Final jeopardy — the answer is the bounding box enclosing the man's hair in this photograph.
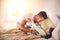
[37,11,48,19]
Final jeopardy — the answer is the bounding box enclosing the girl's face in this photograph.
[34,15,44,24]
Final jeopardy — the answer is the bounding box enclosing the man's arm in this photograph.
[19,18,31,33]
[19,18,38,34]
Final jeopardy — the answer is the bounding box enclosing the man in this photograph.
[33,11,55,39]
[19,11,55,39]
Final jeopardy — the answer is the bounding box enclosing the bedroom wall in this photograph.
[0,0,17,32]
[55,0,60,17]
[0,0,59,32]
[0,0,8,32]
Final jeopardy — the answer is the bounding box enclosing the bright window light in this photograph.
[7,0,26,21]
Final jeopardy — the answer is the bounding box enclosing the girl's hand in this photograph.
[31,29,38,35]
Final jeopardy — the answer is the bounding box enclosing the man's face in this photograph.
[34,15,44,24]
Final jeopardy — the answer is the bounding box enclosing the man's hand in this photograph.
[31,29,38,35]
[45,28,50,35]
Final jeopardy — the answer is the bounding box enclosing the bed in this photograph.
[0,28,55,40]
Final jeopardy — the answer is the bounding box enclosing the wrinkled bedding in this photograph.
[0,29,55,40]
[0,29,41,40]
